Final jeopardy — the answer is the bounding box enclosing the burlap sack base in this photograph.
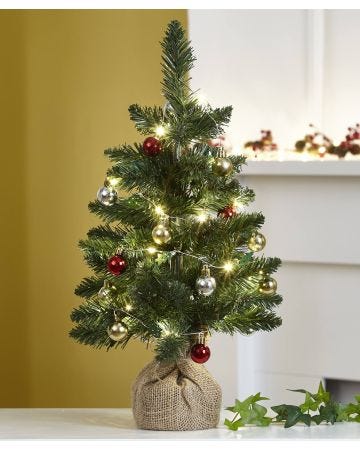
[132,358,222,431]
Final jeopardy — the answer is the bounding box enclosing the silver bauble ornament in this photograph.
[97,186,117,206]
[212,157,233,176]
[259,277,277,295]
[248,232,266,252]
[152,223,171,245]
[107,322,128,341]
[196,266,216,296]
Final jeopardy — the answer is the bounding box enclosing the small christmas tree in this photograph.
[70,21,282,429]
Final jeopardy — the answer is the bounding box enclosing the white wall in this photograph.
[189,10,360,405]
[189,10,310,152]
[189,9,360,149]
[323,10,360,141]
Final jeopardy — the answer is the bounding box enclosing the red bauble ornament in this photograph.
[107,255,127,276]
[191,343,211,364]
[218,205,237,219]
[143,137,162,156]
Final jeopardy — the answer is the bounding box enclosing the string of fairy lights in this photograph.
[92,93,278,363]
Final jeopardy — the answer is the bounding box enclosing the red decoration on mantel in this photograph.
[190,343,211,364]
[244,130,278,152]
[142,137,162,156]
[336,124,360,157]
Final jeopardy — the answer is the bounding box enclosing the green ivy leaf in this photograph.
[225,406,237,413]
[251,403,272,426]
[252,392,270,402]
[225,393,271,428]
[311,414,323,425]
[271,404,311,428]
[281,405,300,427]
[313,381,330,404]
[224,418,243,431]
[299,414,312,427]
[287,388,314,397]
[299,392,320,413]
[318,400,338,424]
[341,396,360,422]
[336,404,349,422]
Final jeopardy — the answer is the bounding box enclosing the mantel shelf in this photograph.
[237,160,360,177]
[1,408,360,439]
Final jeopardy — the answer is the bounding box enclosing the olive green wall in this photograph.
[0,9,187,407]
[0,11,29,407]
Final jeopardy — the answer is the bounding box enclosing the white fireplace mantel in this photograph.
[207,160,360,407]
[242,160,360,177]
[1,408,360,439]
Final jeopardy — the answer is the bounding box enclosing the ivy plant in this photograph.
[225,382,360,430]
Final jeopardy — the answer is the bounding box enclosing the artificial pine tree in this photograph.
[70,20,283,430]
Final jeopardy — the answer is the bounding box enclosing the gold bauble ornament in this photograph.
[259,277,277,295]
[212,157,233,176]
[107,322,128,341]
[152,223,171,245]
[248,232,266,252]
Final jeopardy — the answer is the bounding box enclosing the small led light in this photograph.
[233,199,244,211]
[125,304,132,311]
[155,125,167,138]
[223,261,234,272]
[154,205,165,216]
[106,176,121,188]
[147,246,157,255]
[196,212,208,223]
[158,321,178,337]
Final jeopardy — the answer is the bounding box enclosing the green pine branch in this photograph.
[212,308,282,335]
[155,333,189,363]
[88,194,153,227]
[74,276,106,299]
[128,105,164,136]
[160,20,195,106]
